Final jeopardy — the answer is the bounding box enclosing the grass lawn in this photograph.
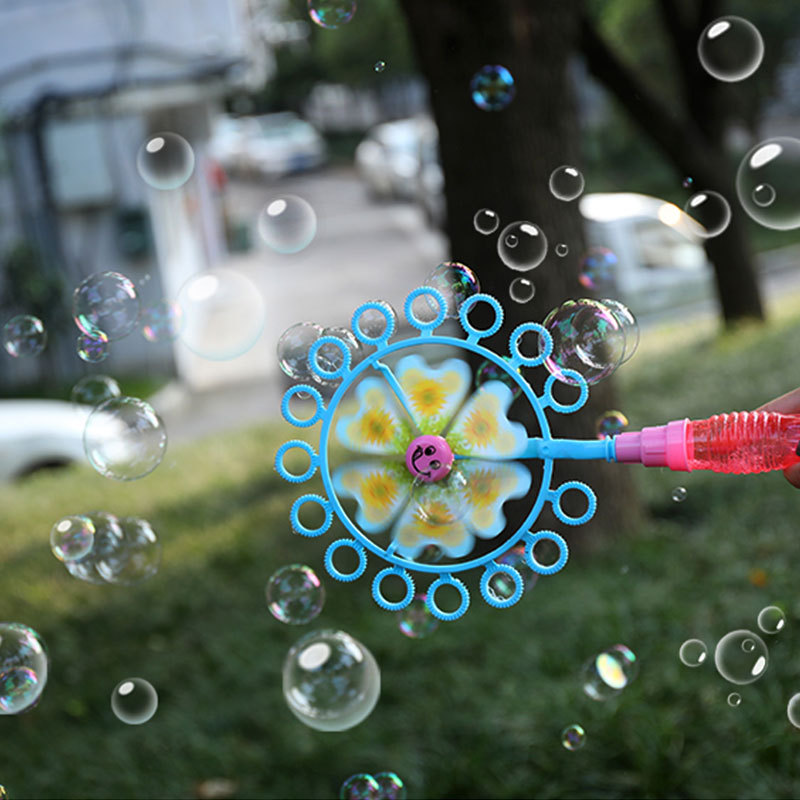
[2,298,800,800]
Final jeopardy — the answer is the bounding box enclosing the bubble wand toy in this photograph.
[276,286,800,621]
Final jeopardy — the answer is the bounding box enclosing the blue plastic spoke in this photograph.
[373,359,421,432]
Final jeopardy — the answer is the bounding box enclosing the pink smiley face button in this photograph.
[405,435,454,483]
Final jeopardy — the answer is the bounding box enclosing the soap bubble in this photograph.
[474,356,522,401]
[415,545,443,565]
[542,299,626,386]
[319,326,363,376]
[141,300,183,343]
[600,298,639,364]
[2,315,46,358]
[494,545,538,594]
[561,724,586,751]
[267,565,325,625]
[283,629,380,731]
[50,515,95,562]
[258,195,317,254]
[787,694,800,728]
[672,486,687,502]
[76,331,110,363]
[340,774,379,800]
[71,375,121,408]
[277,322,323,382]
[137,132,195,190]
[470,65,515,111]
[697,16,763,82]
[555,243,569,257]
[727,692,742,707]
[64,511,125,585]
[73,271,140,341]
[354,301,397,341]
[474,208,500,235]
[549,166,585,201]
[497,221,547,271]
[425,261,480,318]
[176,268,266,360]
[714,629,768,684]
[411,468,470,526]
[374,61,386,73]
[757,606,786,635]
[578,247,617,289]
[509,277,535,304]
[736,137,800,231]
[111,677,158,724]
[0,623,48,714]
[683,191,731,238]
[582,645,638,701]
[308,0,356,29]
[373,772,407,800]
[83,396,167,481]
[96,517,161,585]
[682,176,694,189]
[398,594,439,639]
[595,410,629,438]
[679,638,708,667]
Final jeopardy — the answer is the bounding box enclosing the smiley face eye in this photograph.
[424,445,435,456]
[430,460,441,470]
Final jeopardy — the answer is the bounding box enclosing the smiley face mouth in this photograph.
[410,445,431,477]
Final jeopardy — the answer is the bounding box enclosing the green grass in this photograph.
[3,300,800,799]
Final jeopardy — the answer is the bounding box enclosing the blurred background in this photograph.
[1,0,800,798]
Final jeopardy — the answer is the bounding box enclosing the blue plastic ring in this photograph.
[544,370,589,414]
[308,335,352,380]
[324,538,368,582]
[509,323,552,367]
[290,494,333,537]
[404,287,447,333]
[426,575,470,621]
[351,302,396,346]
[274,440,317,483]
[458,294,504,339]
[281,385,325,428]
[550,480,597,526]
[523,531,569,575]
[480,564,524,608]
[372,567,415,611]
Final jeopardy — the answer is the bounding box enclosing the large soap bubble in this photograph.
[137,132,195,190]
[283,629,380,731]
[0,623,48,714]
[63,512,123,585]
[111,677,158,725]
[73,271,140,341]
[277,322,324,382]
[697,16,764,82]
[2,315,46,358]
[714,629,768,684]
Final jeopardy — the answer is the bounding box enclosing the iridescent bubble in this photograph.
[0,623,48,714]
[549,166,585,201]
[714,629,768,684]
[474,356,522,401]
[398,594,439,639]
[697,16,764,82]
[470,65,516,111]
[176,268,266,361]
[509,277,535,304]
[679,638,708,667]
[308,0,356,29]
[555,243,569,257]
[672,486,687,502]
[96,517,161,585]
[410,468,470,526]
[474,208,500,235]
[73,271,140,341]
[497,221,547,271]
[267,565,325,625]
[258,195,317,254]
[736,137,800,231]
[319,326,363,377]
[76,331,110,363]
[727,692,742,707]
[111,677,158,724]
[141,300,183,343]
[64,511,124,585]
[582,645,638,701]
[136,132,195,190]
[578,247,617,289]
[339,774,379,800]
[374,60,386,73]
[683,190,731,238]
[757,606,786,635]
[277,322,323,382]
[600,298,639,364]
[2,315,46,358]
[542,299,626,386]
[561,724,586,751]
[682,176,694,189]
[50,515,95,562]
[493,545,538,597]
[83,396,167,481]
[71,374,121,408]
[787,693,800,728]
[283,629,380,731]
[354,301,397,341]
[595,410,629,438]
[425,262,480,318]
[373,772,407,800]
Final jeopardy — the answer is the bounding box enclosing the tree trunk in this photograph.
[399,0,642,542]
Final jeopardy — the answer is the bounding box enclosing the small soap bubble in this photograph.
[736,137,800,231]
[339,774,379,800]
[582,645,638,701]
[308,0,356,28]
[73,271,140,341]
[111,677,158,724]
[578,247,617,289]
[555,243,569,257]
[509,277,535,304]
[561,724,586,751]
[684,190,731,238]
[727,692,742,707]
[496,545,538,593]
[258,195,317,254]
[76,331,110,363]
[497,221,547,271]
[679,638,708,667]
[71,375,121,408]
[63,511,124,585]
[474,208,500,235]
[96,517,161,585]
[83,396,167,481]
[698,16,763,82]
[141,300,183,343]
[373,772,407,800]
[137,132,195,190]
[0,623,48,714]
[474,357,522,401]
[549,166,585,201]
[682,176,694,189]
[50,515,95,562]
[595,410,628,438]
[374,60,386,73]
[267,565,325,625]
[714,629,768,684]
[787,693,800,728]
[283,629,380,731]
[470,65,515,111]
[757,605,786,635]
[672,486,687,502]
[355,301,397,341]
[425,261,480,319]
[2,315,46,358]
[277,322,323,382]
[398,593,439,639]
